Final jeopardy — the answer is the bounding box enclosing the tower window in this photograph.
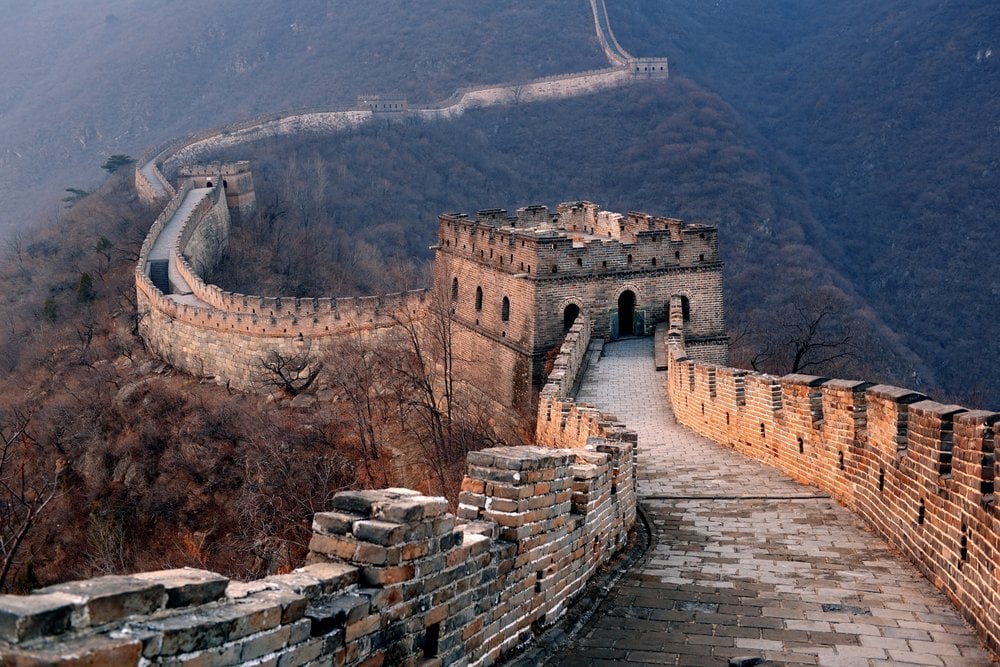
[475,286,483,311]
[501,296,510,322]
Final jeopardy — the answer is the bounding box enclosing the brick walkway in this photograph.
[553,338,993,666]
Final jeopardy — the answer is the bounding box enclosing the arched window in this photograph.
[475,286,483,312]
[501,296,510,322]
[681,295,691,321]
[451,277,459,302]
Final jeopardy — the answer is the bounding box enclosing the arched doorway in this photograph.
[563,303,580,331]
[618,290,636,336]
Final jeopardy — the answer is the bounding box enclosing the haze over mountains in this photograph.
[1,0,996,405]
[0,0,603,229]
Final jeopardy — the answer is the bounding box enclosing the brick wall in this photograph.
[664,333,1000,653]
[0,444,636,666]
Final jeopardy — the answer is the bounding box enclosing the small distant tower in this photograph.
[357,95,409,114]
[629,57,669,79]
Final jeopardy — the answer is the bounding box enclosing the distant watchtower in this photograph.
[178,162,257,224]
[433,201,727,410]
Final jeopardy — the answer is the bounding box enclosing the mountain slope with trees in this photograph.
[206,81,934,394]
[609,0,1000,405]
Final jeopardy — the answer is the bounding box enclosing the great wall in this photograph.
[2,1,999,664]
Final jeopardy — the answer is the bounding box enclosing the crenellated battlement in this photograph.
[435,200,726,408]
[135,158,725,404]
[437,202,719,280]
[663,327,1000,654]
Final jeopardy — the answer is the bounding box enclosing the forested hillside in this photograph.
[0,0,603,232]
[206,81,934,397]
[609,0,1000,405]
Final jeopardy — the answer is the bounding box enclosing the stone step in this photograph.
[148,259,169,294]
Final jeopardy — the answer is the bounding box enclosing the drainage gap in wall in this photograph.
[960,524,968,565]
[423,622,440,658]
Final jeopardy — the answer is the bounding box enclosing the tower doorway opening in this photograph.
[563,303,580,331]
[618,290,636,336]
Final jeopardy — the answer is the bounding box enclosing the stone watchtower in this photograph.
[178,161,257,224]
[433,201,728,410]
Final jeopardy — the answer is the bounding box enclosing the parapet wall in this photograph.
[0,442,636,666]
[663,331,1000,653]
[535,317,639,458]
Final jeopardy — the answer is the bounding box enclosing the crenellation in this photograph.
[665,328,1000,657]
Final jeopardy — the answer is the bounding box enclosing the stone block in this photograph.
[353,520,407,546]
[378,496,449,523]
[308,534,358,560]
[331,490,404,516]
[132,568,229,609]
[312,511,363,536]
[306,594,371,636]
[344,613,381,642]
[361,564,415,587]
[293,562,358,595]
[1,634,143,666]
[0,592,75,643]
[130,594,284,657]
[32,575,166,628]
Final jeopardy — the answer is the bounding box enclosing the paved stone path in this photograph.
[553,338,993,666]
[147,186,212,302]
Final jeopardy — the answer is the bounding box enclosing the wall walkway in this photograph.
[147,186,212,298]
[554,338,993,665]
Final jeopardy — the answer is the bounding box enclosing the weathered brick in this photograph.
[1,634,142,666]
[132,569,228,609]
[0,593,75,643]
[33,575,165,627]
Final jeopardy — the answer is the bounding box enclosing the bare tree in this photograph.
[325,334,395,487]
[255,342,323,396]
[0,412,62,591]
[734,287,857,376]
[374,284,518,497]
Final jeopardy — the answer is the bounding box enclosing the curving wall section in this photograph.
[664,327,1000,654]
[134,157,430,389]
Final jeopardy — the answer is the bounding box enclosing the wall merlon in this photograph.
[666,328,1000,656]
